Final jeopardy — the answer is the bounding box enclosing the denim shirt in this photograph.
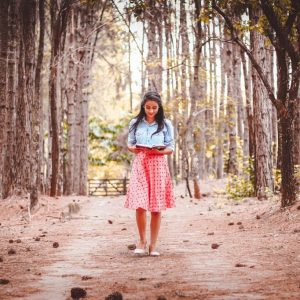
[127,118,174,150]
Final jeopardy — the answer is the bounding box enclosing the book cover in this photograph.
[136,144,167,150]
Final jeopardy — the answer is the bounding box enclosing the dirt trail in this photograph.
[0,180,299,300]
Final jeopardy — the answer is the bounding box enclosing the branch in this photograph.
[260,0,299,65]
[211,1,281,112]
[285,10,297,35]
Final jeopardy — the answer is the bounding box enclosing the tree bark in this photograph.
[250,8,274,199]
[49,0,73,196]
[0,0,9,198]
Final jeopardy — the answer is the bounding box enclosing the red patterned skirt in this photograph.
[124,151,175,212]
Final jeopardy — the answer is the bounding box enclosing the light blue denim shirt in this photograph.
[128,118,174,150]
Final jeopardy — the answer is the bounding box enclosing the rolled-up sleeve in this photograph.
[127,119,136,147]
[164,119,174,150]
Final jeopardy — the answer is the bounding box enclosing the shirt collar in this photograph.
[142,117,157,126]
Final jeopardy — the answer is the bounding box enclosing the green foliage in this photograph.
[88,116,130,168]
[226,174,255,200]
[226,156,255,200]
[273,168,281,192]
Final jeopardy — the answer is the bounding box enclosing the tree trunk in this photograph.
[3,1,18,198]
[15,1,34,195]
[49,0,72,196]
[189,0,203,199]
[250,8,274,199]
[241,50,252,168]
[127,11,133,112]
[145,0,159,92]
[31,0,44,209]
[216,17,225,179]
[225,32,238,175]
[0,0,9,198]
[65,9,77,195]
[180,0,192,197]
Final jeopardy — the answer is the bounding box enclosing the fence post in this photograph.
[123,177,127,195]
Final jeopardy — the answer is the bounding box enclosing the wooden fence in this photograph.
[88,178,129,196]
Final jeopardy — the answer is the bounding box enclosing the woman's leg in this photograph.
[149,212,161,252]
[136,208,147,248]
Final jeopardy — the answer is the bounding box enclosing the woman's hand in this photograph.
[148,148,173,156]
[128,145,141,154]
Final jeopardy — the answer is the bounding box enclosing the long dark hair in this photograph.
[130,91,166,136]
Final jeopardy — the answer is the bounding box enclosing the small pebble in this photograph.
[9,239,14,244]
[211,243,220,249]
[53,242,59,248]
[127,244,136,250]
[108,220,113,224]
[105,291,123,300]
[228,222,234,225]
[8,249,16,255]
[71,287,87,299]
[235,263,247,267]
[0,279,10,285]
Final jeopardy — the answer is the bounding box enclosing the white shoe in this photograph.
[134,242,147,255]
[149,251,160,257]
[134,248,147,254]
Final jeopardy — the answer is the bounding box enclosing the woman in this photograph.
[125,91,175,256]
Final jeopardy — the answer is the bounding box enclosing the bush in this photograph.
[226,175,254,200]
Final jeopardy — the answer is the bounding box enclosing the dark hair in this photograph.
[130,91,166,136]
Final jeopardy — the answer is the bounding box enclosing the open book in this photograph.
[136,144,167,150]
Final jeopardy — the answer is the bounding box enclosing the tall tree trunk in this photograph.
[225,32,238,175]
[141,20,146,97]
[15,1,35,195]
[0,0,9,198]
[127,11,133,112]
[241,50,253,163]
[31,0,45,209]
[269,50,278,168]
[250,8,274,199]
[180,0,192,197]
[189,0,203,199]
[145,0,159,92]
[65,9,77,195]
[49,0,72,196]
[216,17,225,179]
[3,1,18,198]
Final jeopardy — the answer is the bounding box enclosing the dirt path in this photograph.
[0,180,299,300]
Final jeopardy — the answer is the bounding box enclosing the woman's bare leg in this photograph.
[136,208,147,248]
[149,212,161,252]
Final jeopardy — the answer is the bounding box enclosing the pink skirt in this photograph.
[124,151,175,212]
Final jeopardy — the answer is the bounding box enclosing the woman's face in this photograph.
[144,100,159,120]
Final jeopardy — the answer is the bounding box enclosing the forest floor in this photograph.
[0,179,300,300]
